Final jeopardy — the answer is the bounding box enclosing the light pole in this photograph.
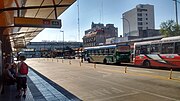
[60,30,64,58]
[173,0,179,25]
[122,17,132,62]
[122,18,130,36]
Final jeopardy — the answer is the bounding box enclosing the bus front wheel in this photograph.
[88,58,91,63]
[103,59,107,64]
[143,60,151,67]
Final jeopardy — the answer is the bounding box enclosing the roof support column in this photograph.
[0,28,12,64]
[52,0,57,19]
[14,0,20,17]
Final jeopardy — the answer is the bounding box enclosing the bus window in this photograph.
[135,46,141,56]
[92,50,95,55]
[90,50,92,55]
[97,49,100,55]
[151,44,160,54]
[105,49,109,55]
[140,45,150,54]
[117,46,130,52]
[161,43,174,54]
[88,50,91,55]
[109,48,114,55]
[101,49,105,55]
[95,50,98,55]
[175,42,180,54]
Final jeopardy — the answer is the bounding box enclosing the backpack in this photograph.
[19,62,28,75]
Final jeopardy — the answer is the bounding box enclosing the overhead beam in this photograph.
[0,4,71,13]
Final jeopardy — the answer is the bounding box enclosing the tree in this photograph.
[160,20,180,37]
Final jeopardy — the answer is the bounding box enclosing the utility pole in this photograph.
[173,0,179,25]
[122,18,130,36]
[77,0,80,42]
[60,30,64,58]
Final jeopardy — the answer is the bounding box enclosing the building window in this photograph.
[141,9,147,11]
[138,22,143,25]
[137,8,147,12]
[138,18,142,21]
[146,18,148,20]
[137,13,142,16]
[138,27,143,30]
[137,9,142,12]
[146,14,148,16]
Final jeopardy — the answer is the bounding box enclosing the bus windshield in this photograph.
[117,46,130,52]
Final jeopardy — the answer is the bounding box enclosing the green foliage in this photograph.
[160,20,180,37]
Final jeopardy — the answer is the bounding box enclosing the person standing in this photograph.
[16,56,28,98]
[3,63,16,85]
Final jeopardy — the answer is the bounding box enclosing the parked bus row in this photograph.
[82,36,180,69]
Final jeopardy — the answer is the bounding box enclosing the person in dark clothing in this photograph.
[3,63,16,85]
[16,56,29,99]
[9,62,17,78]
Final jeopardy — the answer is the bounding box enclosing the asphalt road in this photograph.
[26,58,180,101]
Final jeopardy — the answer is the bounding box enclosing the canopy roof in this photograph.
[1,0,76,51]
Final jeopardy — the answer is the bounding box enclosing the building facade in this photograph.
[83,22,118,47]
[122,4,155,37]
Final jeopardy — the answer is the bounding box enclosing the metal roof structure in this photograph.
[0,0,76,51]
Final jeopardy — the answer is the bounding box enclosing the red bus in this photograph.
[134,36,180,69]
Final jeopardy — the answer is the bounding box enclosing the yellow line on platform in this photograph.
[101,68,180,82]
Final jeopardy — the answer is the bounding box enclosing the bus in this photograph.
[134,36,180,68]
[84,44,131,64]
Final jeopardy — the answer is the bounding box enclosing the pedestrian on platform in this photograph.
[16,56,28,98]
[10,62,17,78]
[3,63,16,85]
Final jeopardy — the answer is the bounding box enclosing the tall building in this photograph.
[122,4,155,37]
[83,22,118,47]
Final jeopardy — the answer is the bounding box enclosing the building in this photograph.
[122,4,155,37]
[83,22,118,47]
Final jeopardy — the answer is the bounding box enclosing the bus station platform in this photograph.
[0,67,82,101]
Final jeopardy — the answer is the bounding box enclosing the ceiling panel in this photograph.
[25,0,44,6]
[41,0,53,6]
[54,0,62,4]
[24,9,39,17]
[35,8,54,18]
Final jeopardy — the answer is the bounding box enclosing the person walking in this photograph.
[16,56,28,98]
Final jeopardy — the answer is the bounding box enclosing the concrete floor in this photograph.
[26,58,180,101]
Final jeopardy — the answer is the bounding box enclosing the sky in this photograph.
[31,0,180,42]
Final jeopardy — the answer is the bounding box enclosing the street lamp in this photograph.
[122,18,130,36]
[60,30,64,58]
[173,0,179,25]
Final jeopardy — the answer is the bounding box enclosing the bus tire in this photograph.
[115,62,121,65]
[88,58,91,63]
[143,60,151,67]
[103,59,107,64]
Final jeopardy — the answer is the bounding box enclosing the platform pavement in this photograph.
[0,67,82,101]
